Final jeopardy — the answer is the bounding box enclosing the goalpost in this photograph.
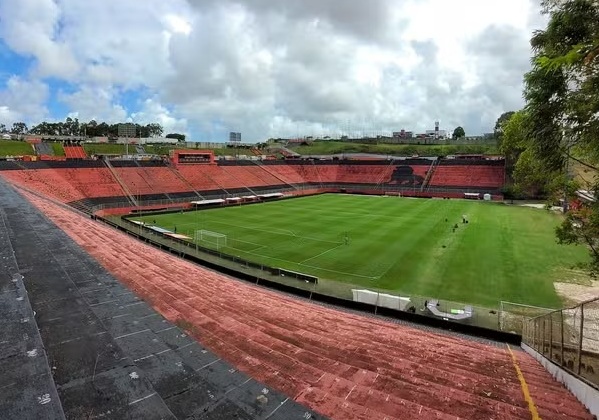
[194,230,228,250]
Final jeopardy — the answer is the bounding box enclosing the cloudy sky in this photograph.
[0,0,546,141]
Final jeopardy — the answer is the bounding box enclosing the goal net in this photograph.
[195,230,228,250]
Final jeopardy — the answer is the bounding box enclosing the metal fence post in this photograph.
[541,318,546,355]
[549,314,553,361]
[577,303,584,375]
[560,309,564,366]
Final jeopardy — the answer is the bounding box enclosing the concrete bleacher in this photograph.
[175,165,224,193]
[0,166,126,203]
[430,162,504,189]
[0,180,320,419]
[109,162,190,197]
[0,158,507,212]
[262,163,308,184]
[63,145,87,159]
[23,191,594,420]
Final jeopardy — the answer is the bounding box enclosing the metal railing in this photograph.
[522,296,599,388]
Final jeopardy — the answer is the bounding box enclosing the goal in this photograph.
[195,230,228,250]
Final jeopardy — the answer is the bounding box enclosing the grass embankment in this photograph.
[50,142,65,156]
[0,140,34,156]
[290,141,498,156]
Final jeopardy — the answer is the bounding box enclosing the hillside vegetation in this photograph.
[289,141,498,156]
[0,140,34,156]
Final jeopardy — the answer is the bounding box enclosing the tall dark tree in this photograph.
[0,123,7,134]
[166,133,186,141]
[146,123,164,137]
[494,111,516,134]
[524,0,599,272]
[452,126,465,139]
[10,122,28,135]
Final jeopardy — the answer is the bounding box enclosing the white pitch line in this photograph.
[239,249,379,280]
[299,243,345,264]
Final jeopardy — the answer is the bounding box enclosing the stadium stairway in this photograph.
[33,142,54,156]
[23,190,595,420]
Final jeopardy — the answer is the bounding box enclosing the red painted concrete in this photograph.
[23,190,594,420]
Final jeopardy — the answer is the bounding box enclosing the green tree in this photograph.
[0,123,7,134]
[146,123,164,137]
[523,0,599,272]
[499,110,557,197]
[494,111,516,134]
[166,133,186,141]
[10,122,28,135]
[452,126,465,139]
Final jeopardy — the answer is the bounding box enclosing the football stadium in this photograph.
[1,0,599,418]
[0,141,597,419]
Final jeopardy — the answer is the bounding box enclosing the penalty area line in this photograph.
[238,249,379,280]
[299,243,345,264]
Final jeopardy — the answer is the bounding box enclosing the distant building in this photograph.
[425,129,448,139]
[392,130,413,139]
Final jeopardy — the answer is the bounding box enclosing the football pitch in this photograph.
[133,194,589,308]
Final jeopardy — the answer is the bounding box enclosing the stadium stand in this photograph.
[244,163,290,187]
[2,154,598,418]
[202,164,250,191]
[63,145,87,159]
[0,180,321,420]
[262,162,309,184]
[174,165,225,193]
[22,190,595,420]
[0,166,124,203]
[109,161,191,198]
[429,161,504,189]
[292,162,328,184]
[0,158,508,211]
[219,164,278,189]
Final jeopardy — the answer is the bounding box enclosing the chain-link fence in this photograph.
[523,297,599,388]
[499,301,554,335]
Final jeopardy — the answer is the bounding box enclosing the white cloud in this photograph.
[0,76,49,124]
[131,98,188,136]
[0,0,79,78]
[0,0,548,140]
[58,86,127,123]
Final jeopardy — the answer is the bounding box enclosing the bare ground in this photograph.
[554,279,599,306]
[555,279,599,354]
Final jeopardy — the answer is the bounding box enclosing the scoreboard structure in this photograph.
[170,149,215,165]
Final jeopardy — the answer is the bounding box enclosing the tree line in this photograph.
[497,0,599,273]
[0,118,186,141]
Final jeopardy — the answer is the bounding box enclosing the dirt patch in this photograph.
[554,279,599,306]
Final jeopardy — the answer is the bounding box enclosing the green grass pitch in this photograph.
[133,194,589,308]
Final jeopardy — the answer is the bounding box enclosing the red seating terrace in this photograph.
[23,190,594,420]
